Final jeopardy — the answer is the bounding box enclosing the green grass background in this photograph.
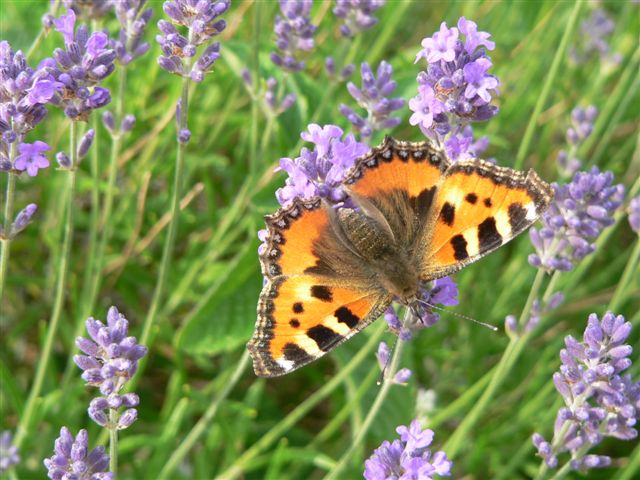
[1,0,639,478]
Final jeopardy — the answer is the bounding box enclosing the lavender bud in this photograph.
[77,129,95,160]
[56,152,72,169]
[102,111,115,132]
[121,114,135,133]
[178,128,191,144]
[10,203,37,237]
[118,409,138,429]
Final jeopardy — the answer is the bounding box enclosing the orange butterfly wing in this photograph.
[421,159,553,279]
[248,198,391,377]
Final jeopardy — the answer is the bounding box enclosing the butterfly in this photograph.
[248,137,553,377]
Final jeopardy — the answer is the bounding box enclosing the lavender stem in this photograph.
[0,168,17,311]
[140,72,190,349]
[109,410,118,476]
[14,120,78,449]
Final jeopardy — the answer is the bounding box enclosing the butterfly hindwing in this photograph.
[249,198,391,377]
[420,159,553,279]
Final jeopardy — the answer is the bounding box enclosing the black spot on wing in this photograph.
[283,342,313,365]
[310,285,333,302]
[289,319,300,328]
[307,325,343,352]
[484,198,493,207]
[440,202,455,227]
[335,306,359,328]
[508,203,527,233]
[451,234,468,260]
[293,302,304,313]
[478,217,502,253]
[410,186,436,217]
[465,193,478,204]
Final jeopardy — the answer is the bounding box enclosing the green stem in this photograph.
[514,1,583,170]
[443,268,546,456]
[157,350,250,480]
[0,169,17,315]
[14,121,78,449]
[109,412,118,477]
[607,237,640,312]
[217,321,386,480]
[139,73,190,349]
[249,0,261,178]
[323,337,406,480]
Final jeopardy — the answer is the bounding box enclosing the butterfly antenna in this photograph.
[417,299,499,332]
[377,308,412,386]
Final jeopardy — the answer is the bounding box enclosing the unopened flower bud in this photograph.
[77,129,95,160]
[11,203,37,237]
[56,151,72,169]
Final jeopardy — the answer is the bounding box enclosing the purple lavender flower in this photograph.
[157,0,229,81]
[529,167,625,272]
[271,0,317,72]
[43,427,112,480]
[1,41,59,163]
[9,203,37,238]
[339,61,404,141]
[364,420,452,479]
[532,312,638,473]
[628,196,640,234]
[74,306,147,428]
[40,10,116,121]
[376,341,412,384]
[570,8,622,67]
[410,17,498,158]
[384,277,459,341]
[14,141,50,176]
[112,1,153,65]
[0,431,20,473]
[558,106,598,178]
[274,123,369,207]
[333,0,385,38]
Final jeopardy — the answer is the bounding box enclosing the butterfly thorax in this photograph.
[335,207,419,301]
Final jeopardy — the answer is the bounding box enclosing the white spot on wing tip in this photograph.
[277,358,294,372]
[525,203,537,221]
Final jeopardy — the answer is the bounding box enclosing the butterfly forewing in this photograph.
[420,159,553,280]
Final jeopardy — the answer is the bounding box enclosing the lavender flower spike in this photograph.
[1,41,59,156]
[271,0,317,72]
[75,306,147,428]
[410,17,499,161]
[40,9,116,120]
[112,1,153,65]
[43,427,112,480]
[364,420,452,479]
[532,312,638,473]
[333,0,385,38]
[274,124,369,207]
[529,167,624,272]
[340,61,404,141]
[0,431,20,473]
[157,0,229,82]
